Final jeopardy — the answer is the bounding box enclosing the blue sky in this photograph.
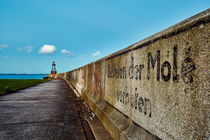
[0,0,209,74]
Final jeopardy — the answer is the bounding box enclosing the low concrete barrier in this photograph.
[59,9,210,140]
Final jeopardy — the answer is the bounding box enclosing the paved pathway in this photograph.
[0,80,111,140]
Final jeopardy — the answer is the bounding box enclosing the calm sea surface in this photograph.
[0,74,48,79]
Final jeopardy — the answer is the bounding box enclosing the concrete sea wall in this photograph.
[58,9,210,140]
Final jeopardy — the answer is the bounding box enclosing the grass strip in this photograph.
[0,79,49,96]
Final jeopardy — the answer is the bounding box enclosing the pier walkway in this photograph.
[0,80,112,140]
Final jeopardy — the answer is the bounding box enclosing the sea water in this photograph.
[0,74,48,79]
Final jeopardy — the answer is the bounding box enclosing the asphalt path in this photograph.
[0,80,96,140]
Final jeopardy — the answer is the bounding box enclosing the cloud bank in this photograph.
[91,51,101,57]
[39,45,56,54]
[0,44,9,51]
[61,49,74,57]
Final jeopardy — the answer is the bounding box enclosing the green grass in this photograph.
[0,79,49,96]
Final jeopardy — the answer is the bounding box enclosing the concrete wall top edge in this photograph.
[60,8,210,73]
[105,8,210,60]
[58,8,210,140]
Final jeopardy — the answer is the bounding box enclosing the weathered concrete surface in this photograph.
[58,9,210,140]
[0,80,112,140]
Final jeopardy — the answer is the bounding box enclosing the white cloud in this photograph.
[0,44,9,51]
[91,51,101,57]
[61,49,74,57]
[17,46,33,53]
[39,44,56,54]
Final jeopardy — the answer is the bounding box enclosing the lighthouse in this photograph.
[51,61,57,74]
